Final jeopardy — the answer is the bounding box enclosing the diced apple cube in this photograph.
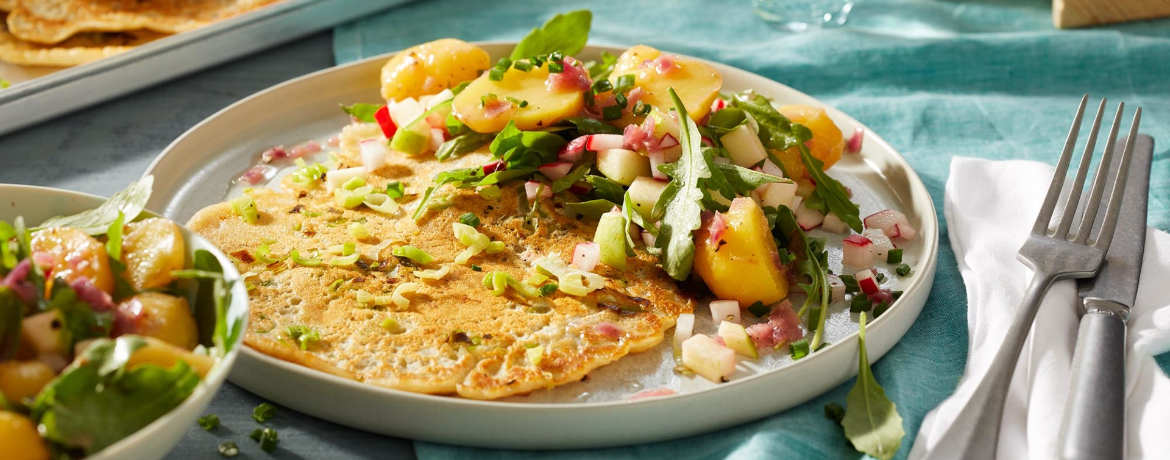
[794,201,824,230]
[821,212,849,234]
[628,176,667,220]
[827,274,846,303]
[756,181,798,210]
[597,148,651,186]
[721,124,768,168]
[718,321,759,359]
[681,334,737,383]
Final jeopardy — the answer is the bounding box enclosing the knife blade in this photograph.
[1057,133,1153,460]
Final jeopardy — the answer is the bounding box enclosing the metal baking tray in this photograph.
[0,0,412,136]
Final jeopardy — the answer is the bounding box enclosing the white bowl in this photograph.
[0,184,249,460]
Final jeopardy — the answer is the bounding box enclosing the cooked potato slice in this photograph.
[126,336,213,378]
[380,38,491,102]
[694,198,789,306]
[0,411,49,460]
[452,63,587,133]
[122,217,186,291]
[117,292,199,350]
[610,45,722,121]
[778,104,845,171]
[0,360,56,403]
[29,227,113,294]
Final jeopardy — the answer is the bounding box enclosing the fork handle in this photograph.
[1058,306,1127,460]
[919,274,1056,460]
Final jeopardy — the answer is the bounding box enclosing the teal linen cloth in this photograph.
[334,1,1170,458]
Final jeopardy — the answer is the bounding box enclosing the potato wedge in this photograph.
[452,63,586,133]
[694,198,789,306]
[380,38,491,102]
[778,104,845,171]
[610,45,722,122]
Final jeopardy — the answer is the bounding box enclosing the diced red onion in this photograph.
[629,388,676,401]
[360,139,388,171]
[239,165,274,185]
[868,288,894,306]
[746,300,803,349]
[594,321,621,340]
[641,231,657,247]
[545,56,593,93]
[571,242,600,271]
[483,99,513,119]
[70,277,114,312]
[708,212,728,246]
[627,87,645,107]
[538,162,574,180]
[2,259,35,303]
[260,145,287,163]
[847,127,864,153]
[326,135,341,147]
[525,181,553,202]
[289,140,322,158]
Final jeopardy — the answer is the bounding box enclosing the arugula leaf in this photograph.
[0,220,19,270]
[173,249,241,357]
[435,131,493,162]
[340,103,381,123]
[706,106,747,136]
[841,312,905,460]
[729,92,812,152]
[563,199,618,220]
[653,89,711,281]
[711,162,786,194]
[489,120,566,169]
[584,175,625,204]
[585,51,618,81]
[509,10,592,60]
[38,177,153,235]
[558,117,623,136]
[800,149,862,232]
[0,288,21,361]
[33,336,200,455]
[770,206,831,349]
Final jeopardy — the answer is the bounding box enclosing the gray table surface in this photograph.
[0,31,417,460]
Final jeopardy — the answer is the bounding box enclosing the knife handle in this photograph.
[1058,304,1127,460]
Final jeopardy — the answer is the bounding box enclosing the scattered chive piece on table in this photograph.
[252,402,277,423]
[459,212,481,227]
[258,428,279,453]
[249,428,263,442]
[218,441,239,457]
[896,264,912,276]
[886,248,903,264]
[197,414,220,431]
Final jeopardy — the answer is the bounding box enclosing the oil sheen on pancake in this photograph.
[187,123,694,400]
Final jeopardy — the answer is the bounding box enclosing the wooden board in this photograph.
[1055,0,1170,28]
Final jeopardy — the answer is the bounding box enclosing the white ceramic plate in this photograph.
[143,43,938,449]
[0,184,249,460]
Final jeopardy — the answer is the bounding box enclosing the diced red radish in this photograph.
[325,167,367,192]
[525,181,553,202]
[707,212,728,246]
[428,128,445,152]
[586,134,625,151]
[594,321,621,340]
[571,242,600,271]
[863,229,896,260]
[847,127,864,153]
[373,105,397,139]
[538,161,574,180]
[855,269,880,295]
[710,98,727,113]
[560,136,588,162]
[864,209,917,241]
[721,124,768,168]
[482,160,506,175]
[360,139,388,171]
[681,334,736,383]
[642,231,657,247]
[827,274,846,303]
[794,201,824,230]
[629,388,676,401]
[709,300,741,324]
[658,133,679,149]
[648,151,667,180]
[673,313,695,347]
[821,212,849,234]
[842,234,876,267]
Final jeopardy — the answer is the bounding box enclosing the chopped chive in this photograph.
[285,325,320,351]
[197,414,219,431]
[328,279,345,291]
[632,100,650,117]
[513,60,533,72]
[614,93,628,109]
[470,264,482,271]
[480,93,498,107]
[218,441,239,457]
[505,96,529,108]
[874,301,891,317]
[615,74,635,91]
[591,79,613,94]
[249,428,263,442]
[496,57,513,68]
[886,248,903,264]
[252,402,277,423]
[602,105,623,120]
[458,212,480,227]
[849,294,872,313]
[891,290,904,300]
[549,51,564,61]
[896,263,912,276]
[789,339,810,360]
[385,181,405,199]
[747,301,771,318]
[538,283,558,296]
[488,68,505,81]
[392,245,433,265]
[548,61,564,73]
[839,275,860,294]
[258,428,279,453]
[875,272,888,283]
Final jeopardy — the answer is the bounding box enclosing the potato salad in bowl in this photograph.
[0,178,245,460]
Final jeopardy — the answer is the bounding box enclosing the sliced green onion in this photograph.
[886,248,903,264]
[477,185,501,200]
[363,193,400,214]
[633,100,650,117]
[488,68,505,81]
[601,105,623,120]
[481,271,541,298]
[531,253,605,296]
[458,213,480,227]
[839,275,860,294]
[789,339,810,359]
[416,265,451,281]
[614,93,628,109]
[230,195,260,224]
[381,317,404,333]
[526,344,544,366]
[251,402,276,423]
[896,263,912,276]
[342,176,366,191]
[615,74,635,91]
[850,294,872,313]
[327,242,356,256]
[385,181,405,199]
[258,428,278,453]
[525,273,548,285]
[335,185,374,209]
[329,253,360,266]
[391,282,421,309]
[349,222,370,239]
[513,60,533,72]
[254,244,288,264]
[328,279,345,291]
[198,414,219,431]
[218,441,239,457]
[538,283,558,297]
[291,160,329,188]
[591,79,613,94]
[285,326,319,351]
[470,264,482,271]
[355,289,374,305]
[747,301,771,318]
[548,61,564,73]
[393,245,433,265]
[875,272,888,283]
[290,249,322,267]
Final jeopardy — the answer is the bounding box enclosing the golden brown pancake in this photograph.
[187,123,694,400]
[6,0,280,45]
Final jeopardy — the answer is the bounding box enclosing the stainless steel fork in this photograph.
[920,95,1143,459]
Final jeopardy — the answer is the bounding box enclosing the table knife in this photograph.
[1057,134,1153,460]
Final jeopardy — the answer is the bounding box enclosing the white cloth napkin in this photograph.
[909,157,1170,459]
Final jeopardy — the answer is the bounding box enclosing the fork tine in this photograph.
[1090,107,1142,251]
[1034,95,1089,235]
[1054,98,1106,238]
[1074,102,1125,244]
